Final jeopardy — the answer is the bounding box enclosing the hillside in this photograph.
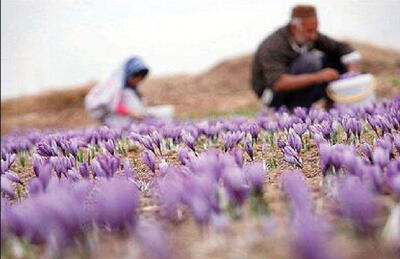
[1,42,399,134]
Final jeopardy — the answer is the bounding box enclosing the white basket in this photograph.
[327,73,376,107]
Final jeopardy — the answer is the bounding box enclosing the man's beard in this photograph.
[294,34,310,46]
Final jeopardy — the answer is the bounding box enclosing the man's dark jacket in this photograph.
[251,26,354,98]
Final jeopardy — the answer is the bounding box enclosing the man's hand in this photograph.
[315,68,339,82]
[273,68,339,92]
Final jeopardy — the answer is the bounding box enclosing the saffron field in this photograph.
[1,98,400,258]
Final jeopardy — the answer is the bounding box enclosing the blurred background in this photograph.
[2,0,400,99]
[1,0,400,134]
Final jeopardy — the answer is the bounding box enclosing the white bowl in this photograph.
[327,73,376,107]
[146,105,175,119]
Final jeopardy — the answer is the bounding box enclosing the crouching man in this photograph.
[251,5,361,110]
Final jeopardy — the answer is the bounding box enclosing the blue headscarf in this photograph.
[124,56,149,88]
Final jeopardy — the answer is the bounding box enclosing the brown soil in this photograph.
[2,42,400,135]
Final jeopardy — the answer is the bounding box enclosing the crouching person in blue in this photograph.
[251,5,361,110]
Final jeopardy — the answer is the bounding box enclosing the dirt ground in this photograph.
[2,42,400,135]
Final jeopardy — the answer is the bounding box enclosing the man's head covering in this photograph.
[291,5,317,19]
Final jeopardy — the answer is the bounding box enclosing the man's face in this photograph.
[293,17,318,44]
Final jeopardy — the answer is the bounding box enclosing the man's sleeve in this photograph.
[316,33,361,64]
[258,47,288,92]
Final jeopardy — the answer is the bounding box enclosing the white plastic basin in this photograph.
[327,73,376,107]
[146,105,175,119]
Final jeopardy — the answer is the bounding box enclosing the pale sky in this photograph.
[2,0,400,99]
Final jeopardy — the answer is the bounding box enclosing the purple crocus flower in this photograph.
[59,138,82,157]
[229,147,244,167]
[1,153,16,174]
[363,164,384,193]
[312,131,327,147]
[90,159,106,178]
[385,159,400,198]
[278,113,292,131]
[343,155,365,177]
[37,159,52,188]
[360,143,373,162]
[158,161,170,178]
[244,139,254,161]
[177,146,193,166]
[1,175,15,198]
[243,162,265,193]
[376,115,393,134]
[372,147,390,168]
[222,166,249,206]
[33,155,47,177]
[393,134,400,153]
[262,120,278,132]
[6,180,92,251]
[309,108,327,123]
[181,131,196,152]
[375,135,393,153]
[181,173,219,224]
[28,178,44,195]
[139,135,156,153]
[130,132,143,143]
[36,142,58,157]
[150,131,163,153]
[93,154,120,178]
[122,159,135,178]
[292,123,308,137]
[280,170,312,213]
[277,138,286,149]
[187,194,212,224]
[319,119,334,139]
[283,146,302,168]
[223,131,244,151]
[50,156,74,179]
[204,124,218,139]
[78,162,90,178]
[66,169,80,182]
[291,213,334,259]
[318,143,333,174]
[319,144,356,175]
[156,171,184,221]
[352,119,362,138]
[141,151,156,174]
[287,130,302,153]
[102,139,115,155]
[338,176,378,233]
[342,117,363,139]
[4,171,22,185]
[293,107,308,121]
[249,123,260,142]
[93,178,139,229]
[366,115,379,136]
